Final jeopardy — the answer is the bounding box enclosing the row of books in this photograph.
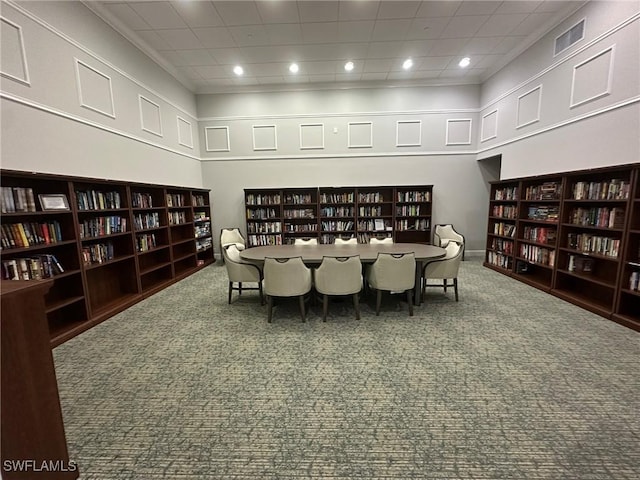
[396,191,430,202]
[358,193,386,203]
[132,192,154,209]
[629,271,639,291]
[523,226,557,245]
[136,233,158,252]
[527,205,560,222]
[134,212,161,230]
[321,235,357,244]
[493,222,516,237]
[284,194,314,205]
[321,221,354,232]
[572,179,630,200]
[196,237,212,251]
[396,219,429,231]
[395,205,423,217]
[79,216,127,239]
[567,233,620,257]
[2,254,65,280]
[492,205,518,219]
[519,244,555,267]
[166,194,187,207]
[283,208,315,219]
[192,194,207,207]
[194,223,211,238]
[567,207,625,229]
[247,208,278,220]
[194,212,210,221]
[491,238,513,254]
[494,186,518,201]
[246,222,280,233]
[76,190,121,210]
[358,219,391,231]
[1,186,37,213]
[82,242,114,265]
[246,194,280,205]
[284,223,318,232]
[321,206,354,217]
[567,255,595,274]
[1,221,63,249]
[320,193,354,204]
[359,206,384,216]
[486,251,512,269]
[523,182,562,201]
[168,211,188,225]
[248,234,283,246]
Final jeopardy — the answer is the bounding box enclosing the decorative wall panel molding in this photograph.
[177,116,193,149]
[252,125,277,151]
[0,16,30,85]
[570,45,615,108]
[299,123,324,150]
[481,110,498,142]
[205,126,230,152]
[396,120,422,147]
[74,58,115,118]
[139,95,162,137]
[348,122,373,148]
[517,85,543,129]
[446,119,472,145]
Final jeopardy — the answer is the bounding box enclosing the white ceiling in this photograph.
[87,0,584,94]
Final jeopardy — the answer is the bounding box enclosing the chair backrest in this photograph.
[314,256,362,295]
[334,237,357,245]
[423,241,463,279]
[369,237,393,245]
[434,224,464,246]
[220,227,246,249]
[294,238,318,245]
[222,245,261,281]
[264,256,312,297]
[369,252,415,291]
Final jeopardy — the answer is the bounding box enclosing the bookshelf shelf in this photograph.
[1,170,214,346]
[485,164,639,330]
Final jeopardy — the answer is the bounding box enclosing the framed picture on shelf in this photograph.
[38,194,70,211]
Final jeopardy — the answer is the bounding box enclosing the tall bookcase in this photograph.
[0,170,214,346]
[244,185,433,247]
[484,164,639,331]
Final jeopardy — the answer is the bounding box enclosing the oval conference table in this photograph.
[240,243,446,305]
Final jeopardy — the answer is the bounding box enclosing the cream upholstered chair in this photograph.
[222,244,263,304]
[220,227,246,251]
[433,224,465,260]
[366,252,416,316]
[294,238,318,245]
[264,256,313,322]
[334,237,358,245]
[314,256,362,321]
[370,237,393,245]
[422,241,463,303]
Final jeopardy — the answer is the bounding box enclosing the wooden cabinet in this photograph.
[245,185,433,246]
[1,280,78,479]
[0,170,214,346]
[484,164,639,331]
[193,192,214,266]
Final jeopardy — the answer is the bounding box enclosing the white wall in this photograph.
[478,0,640,178]
[1,0,202,187]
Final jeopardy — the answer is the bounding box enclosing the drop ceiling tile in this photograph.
[455,1,501,16]
[418,56,453,70]
[495,1,543,15]
[337,21,375,43]
[208,48,246,65]
[371,19,413,41]
[251,62,291,76]
[173,49,217,66]
[401,40,434,57]
[135,29,174,51]
[308,74,337,83]
[429,38,469,56]
[440,15,490,39]
[103,3,151,30]
[194,64,231,79]
[338,1,380,21]
[462,36,504,54]
[361,72,388,81]
[213,1,262,26]
[266,24,304,45]
[363,58,394,73]
[156,29,204,50]
[366,41,406,59]
[376,1,421,20]
[416,1,462,18]
[192,27,236,49]
[510,12,555,36]
[303,61,337,75]
[298,1,340,23]
[414,70,444,79]
[491,35,527,54]
[335,72,362,82]
[302,22,340,44]
[229,25,270,47]
[169,0,224,28]
[129,1,187,29]
[257,76,286,85]
[476,13,528,37]
[535,1,573,13]
[387,70,418,80]
[256,1,300,24]
[406,17,449,40]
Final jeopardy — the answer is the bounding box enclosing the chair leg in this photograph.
[407,290,414,316]
[322,294,329,322]
[259,282,264,305]
[267,296,273,323]
[443,280,447,292]
[454,278,459,302]
[228,282,233,304]
[299,295,306,322]
[353,293,360,320]
[375,289,381,316]
[238,282,242,295]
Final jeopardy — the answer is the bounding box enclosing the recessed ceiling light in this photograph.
[233,65,244,76]
[289,63,299,73]
[402,58,413,70]
[459,57,471,68]
[344,61,354,72]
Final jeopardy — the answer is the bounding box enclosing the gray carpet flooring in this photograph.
[52,258,640,479]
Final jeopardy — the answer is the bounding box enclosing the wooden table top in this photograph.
[239,243,446,264]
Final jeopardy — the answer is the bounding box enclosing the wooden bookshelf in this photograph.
[0,170,214,346]
[484,164,639,331]
[244,185,433,246]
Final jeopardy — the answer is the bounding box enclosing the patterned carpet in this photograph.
[53,257,640,479]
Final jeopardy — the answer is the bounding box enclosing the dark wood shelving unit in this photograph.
[0,170,214,346]
[484,164,639,331]
[244,185,433,246]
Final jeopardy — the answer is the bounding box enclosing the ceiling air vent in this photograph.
[555,19,585,56]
